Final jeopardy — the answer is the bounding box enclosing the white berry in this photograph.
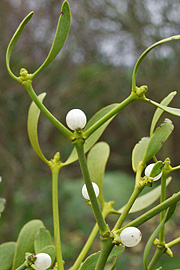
[34,253,51,270]
[120,227,142,247]
[66,109,87,130]
[145,163,162,181]
[82,182,99,200]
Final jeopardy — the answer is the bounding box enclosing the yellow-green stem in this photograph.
[113,185,143,232]
[159,171,168,244]
[23,81,74,141]
[73,139,110,236]
[51,166,64,270]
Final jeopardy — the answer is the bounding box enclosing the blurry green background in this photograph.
[0,0,180,268]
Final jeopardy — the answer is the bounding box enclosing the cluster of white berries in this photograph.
[34,253,52,270]
[82,182,99,200]
[66,109,87,130]
[120,227,142,247]
[144,163,162,181]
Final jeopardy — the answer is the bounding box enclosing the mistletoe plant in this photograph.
[1,1,180,269]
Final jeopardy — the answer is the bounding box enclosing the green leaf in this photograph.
[31,1,71,78]
[87,142,110,205]
[0,242,16,270]
[38,245,56,267]
[132,137,150,172]
[12,220,44,270]
[147,98,180,118]
[117,177,172,214]
[143,210,169,270]
[165,202,177,223]
[27,93,49,165]
[79,245,124,270]
[6,12,34,82]
[142,119,174,165]
[106,245,125,263]
[63,104,118,166]
[150,91,177,136]
[34,227,52,254]
[149,161,163,178]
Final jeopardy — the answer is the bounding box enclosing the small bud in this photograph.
[34,253,51,270]
[145,163,162,181]
[120,227,142,247]
[66,109,87,130]
[82,182,99,200]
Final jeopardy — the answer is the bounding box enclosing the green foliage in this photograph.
[79,246,125,270]
[32,0,71,78]
[150,91,177,136]
[142,118,174,165]
[12,220,44,270]
[0,242,16,270]
[87,142,110,205]
[143,210,169,269]
[27,93,49,165]
[149,161,163,178]
[132,137,150,172]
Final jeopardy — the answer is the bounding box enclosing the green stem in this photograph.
[131,35,180,92]
[23,80,74,141]
[147,247,165,270]
[73,139,110,236]
[159,171,168,244]
[113,185,143,231]
[83,93,137,139]
[121,191,180,229]
[15,262,28,270]
[94,238,114,270]
[167,237,180,248]
[51,164,64,270]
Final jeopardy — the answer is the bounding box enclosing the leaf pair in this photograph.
[0,219,55,270]
[6,1,71,81]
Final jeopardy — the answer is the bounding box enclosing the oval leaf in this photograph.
[27,93,49,165]
[0,242,16,270]
[12,220,44,270]
[142,119,174,165]
[34,227,52,254]
[6,12,33,82]
[63,104,118,166]
[32,1,71,78]
[117,177,172,214]
[87,142,110,205]
[132,137,150,172]
[150,91,177,136]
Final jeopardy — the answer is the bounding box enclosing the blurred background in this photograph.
[0,0,180,268]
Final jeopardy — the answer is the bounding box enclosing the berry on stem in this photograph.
[120,227,142,247]
[82,182,99,200]
[145,163,162,181]
[66,109,87,130]
[34,253,52,270]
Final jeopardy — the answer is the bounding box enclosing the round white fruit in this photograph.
[82,182,99,200]
[66,109,87,130]
[34,253,52,270]
[145,163,162,181]
[120,227,142,247]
